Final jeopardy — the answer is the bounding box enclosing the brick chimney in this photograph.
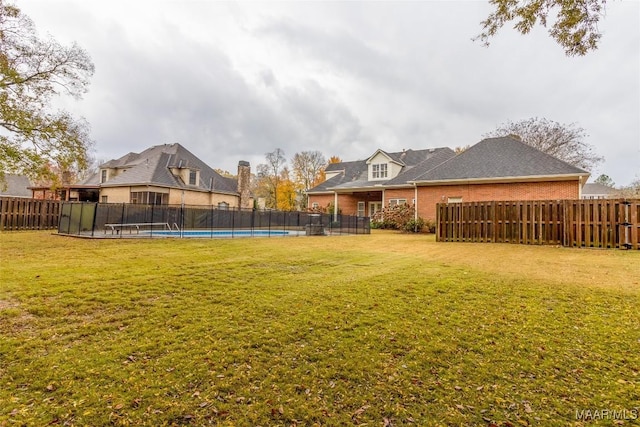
[237,161,252,209]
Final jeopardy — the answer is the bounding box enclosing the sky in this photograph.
[16,0,640,186]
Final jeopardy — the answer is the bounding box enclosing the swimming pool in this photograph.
[143,229,305,238]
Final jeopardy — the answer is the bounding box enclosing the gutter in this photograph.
[409,173,590,186]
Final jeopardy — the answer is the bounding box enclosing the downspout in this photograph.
[414,183,418,221]
[578,175,583,199]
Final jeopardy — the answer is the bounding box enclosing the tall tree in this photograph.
[476,0,607,56]
[594,174,615,188]
[256,148,286,209]
[292,150,326,209]
[292,151,326,191]
[484,117,603,171]
[0,0,94,186]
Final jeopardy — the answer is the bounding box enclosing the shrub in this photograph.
[403,218,425,233]
[370,204,436,234]
[423,218,436,234]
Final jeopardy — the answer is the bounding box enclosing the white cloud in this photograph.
[17,0,640,185]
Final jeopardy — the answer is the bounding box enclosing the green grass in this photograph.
[1,231,639,426]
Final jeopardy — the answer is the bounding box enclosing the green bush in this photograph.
[403,218,425,233]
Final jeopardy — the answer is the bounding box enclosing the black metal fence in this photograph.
[57,202,370,238]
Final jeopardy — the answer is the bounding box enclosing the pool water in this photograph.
[143,229,302,238]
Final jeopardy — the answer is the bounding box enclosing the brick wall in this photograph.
[384,188,416,205]
[309,180,580,220]
[308,194,335,212]
[308,192,383,215]
[417,180,580,220]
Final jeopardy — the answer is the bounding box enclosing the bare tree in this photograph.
[292,151,326,191]
[614,177,640,198]
[476,0,607,56]
[256,148,286,209]
[484,117,603,171]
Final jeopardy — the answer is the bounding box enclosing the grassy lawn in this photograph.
[1,230,639,426]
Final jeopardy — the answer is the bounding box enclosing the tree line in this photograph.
[252,149,339,211]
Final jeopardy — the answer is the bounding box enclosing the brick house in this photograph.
[307,136,590,221]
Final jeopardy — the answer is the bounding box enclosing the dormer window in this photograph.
[101,169,108,183]
[372,163,388,179]
[189,170,197,185]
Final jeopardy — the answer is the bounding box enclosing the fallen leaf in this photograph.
[352,404,370,418]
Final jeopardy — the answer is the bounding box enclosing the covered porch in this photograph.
[332,190,383,218]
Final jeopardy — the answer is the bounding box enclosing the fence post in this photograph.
[89,203,96,237]
[436,204,441,242]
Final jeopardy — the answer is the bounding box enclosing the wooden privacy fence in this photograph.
[0,197,62,231]
[436,199,639,250]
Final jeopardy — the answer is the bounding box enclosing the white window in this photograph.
[312,202,319,209]
[218,201,229,210]
[369,202,382,217]
[389,199,407,207]
[101,196,108,203]
[372,163,388,179]
[357,201,365,217]
[447,197,463,203]
[101,170,108,183]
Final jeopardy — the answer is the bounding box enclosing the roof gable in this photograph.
[366,149,404,166]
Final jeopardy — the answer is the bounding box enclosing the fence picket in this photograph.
[0,197,62,231]
[437,199,640,250]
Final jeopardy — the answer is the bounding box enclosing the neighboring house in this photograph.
[96,143,252,209]
[0,174,32,198]
[581,182,616,199]
[307,136,590,221]
[29,173,101,201]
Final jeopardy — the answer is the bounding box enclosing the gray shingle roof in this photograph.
[582,182,616,196]
[307,148,456,193]
[386,148,457,185]
[308,160,369,193]
[413,136,589,182]
[100,144,238,194]
[0,174,32,197]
